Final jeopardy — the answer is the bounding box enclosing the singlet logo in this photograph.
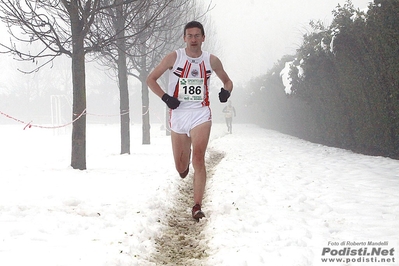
[191,69,199,77]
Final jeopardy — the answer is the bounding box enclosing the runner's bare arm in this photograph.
[210,54,233,93]
[146,52,177,98]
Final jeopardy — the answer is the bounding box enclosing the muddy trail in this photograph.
[150,149,225,266]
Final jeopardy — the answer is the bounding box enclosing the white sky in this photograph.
[0,1,373,94]
[204,0,372,84]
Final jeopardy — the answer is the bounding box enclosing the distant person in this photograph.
[146,21,233,220]
[223,100,236,134]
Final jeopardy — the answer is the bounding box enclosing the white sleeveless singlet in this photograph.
[168,48,213,109]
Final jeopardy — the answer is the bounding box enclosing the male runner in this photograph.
[146,21,233,220]
[223,100,236,134]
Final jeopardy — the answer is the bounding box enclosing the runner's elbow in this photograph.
[146,74,156,87]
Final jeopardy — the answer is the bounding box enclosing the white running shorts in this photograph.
[170,106,212,137]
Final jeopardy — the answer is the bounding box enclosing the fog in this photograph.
[205,0,371,84]
[0,0,371,127]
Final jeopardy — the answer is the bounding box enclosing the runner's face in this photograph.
[184,28,205,48]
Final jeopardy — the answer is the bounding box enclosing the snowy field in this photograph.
[0,123,398,266]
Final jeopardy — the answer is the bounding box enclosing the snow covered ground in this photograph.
[0,123,398,265]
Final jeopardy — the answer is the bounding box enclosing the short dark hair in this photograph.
[184,21,205,36]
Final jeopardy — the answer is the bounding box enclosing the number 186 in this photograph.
[183,85,202,95]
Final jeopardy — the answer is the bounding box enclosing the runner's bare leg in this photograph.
[189,121,211,205]
[171,131,192,174]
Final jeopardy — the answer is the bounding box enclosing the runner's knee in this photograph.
[191,153,205,169]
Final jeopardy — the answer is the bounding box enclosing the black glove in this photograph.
[162,93,180,109]
[219,88,230,103]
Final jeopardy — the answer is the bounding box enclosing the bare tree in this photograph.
[123,0,211,144]
[0,0,135,169]
[126,0,193,144]
[95,0,177,151]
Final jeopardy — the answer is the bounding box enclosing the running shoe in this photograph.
[192,204,205,220]
[179,165,189,178]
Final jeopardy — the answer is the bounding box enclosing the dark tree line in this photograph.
[248,0,399,159]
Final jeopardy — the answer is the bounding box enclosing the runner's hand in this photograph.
[162,93,180,109]
[219,88,230,103]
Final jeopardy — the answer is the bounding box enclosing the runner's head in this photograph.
[184,21,205,37]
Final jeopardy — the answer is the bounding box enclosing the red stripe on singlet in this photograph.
[200,61,210,107]
[173,60,191,98]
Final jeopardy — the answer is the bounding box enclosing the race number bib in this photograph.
[178,78,205,102]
